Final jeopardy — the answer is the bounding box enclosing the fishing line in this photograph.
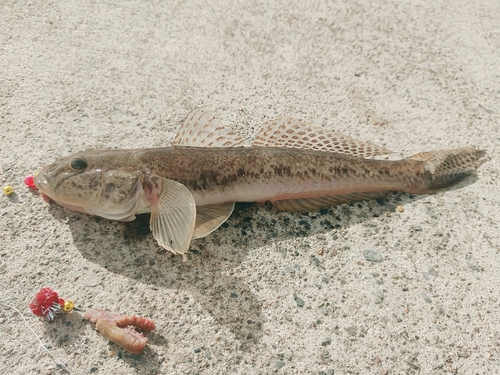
[0,300,72,374]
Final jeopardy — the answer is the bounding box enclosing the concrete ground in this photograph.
[1,1,499,374]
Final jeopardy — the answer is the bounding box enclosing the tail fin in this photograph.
[409,147,487,193]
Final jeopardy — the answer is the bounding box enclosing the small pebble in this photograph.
[358,327,367,337]
[421,292,432,303]
[276,360,285,369]
[293,293,305,307]
[362,250,384,263]
[407,361,420,370]
[423,267,438,280]
[280,248,287,258]
[374,290,384,304]
[467,263,481,272]
[345,326,357,336]
[322,337,332,346]
[428,267,438,277]
[86,275,100,287]
[397,206,404,212]
[310,255,320,266]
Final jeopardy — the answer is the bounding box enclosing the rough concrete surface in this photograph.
[1,1,499,374]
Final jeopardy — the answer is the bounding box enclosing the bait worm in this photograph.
[84,308,156,354]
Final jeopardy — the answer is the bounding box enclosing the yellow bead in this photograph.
[3,186,14,196]
[63,300,75,312]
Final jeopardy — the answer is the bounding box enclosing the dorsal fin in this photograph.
[254,116,392,158]
[173,107,246,147]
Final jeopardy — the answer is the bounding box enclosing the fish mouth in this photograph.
[34,168,55,202]
[34,167,97,213]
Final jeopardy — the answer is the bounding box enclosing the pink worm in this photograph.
[84,308,156,354]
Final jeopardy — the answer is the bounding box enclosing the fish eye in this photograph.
[70,158,88,171]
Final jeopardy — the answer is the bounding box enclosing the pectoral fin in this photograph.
[193,202,235,239]
[148,177,196,261]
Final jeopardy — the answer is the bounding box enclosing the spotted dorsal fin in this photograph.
[254,116,392,158]
[173,107,246,148]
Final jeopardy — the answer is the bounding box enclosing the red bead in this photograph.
[24,175,36,189]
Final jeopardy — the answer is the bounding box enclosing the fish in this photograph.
[35,107,487,260]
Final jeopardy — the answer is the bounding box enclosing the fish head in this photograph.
[35,150,144,221]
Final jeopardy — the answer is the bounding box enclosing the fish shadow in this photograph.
[48,204,266,351]
[46,197,400,352]
[46,174,478,352]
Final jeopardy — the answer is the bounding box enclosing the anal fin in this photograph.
[193,202,235,239]
[272,191,391,212]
